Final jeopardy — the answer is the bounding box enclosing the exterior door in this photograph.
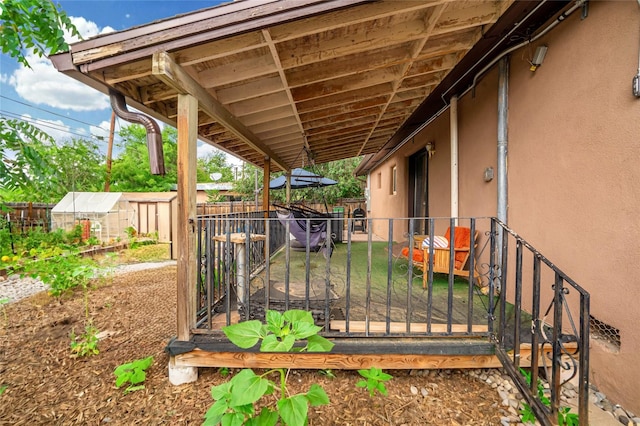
[408,150,428,234]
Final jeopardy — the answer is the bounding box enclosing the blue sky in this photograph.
[0,0,241,162]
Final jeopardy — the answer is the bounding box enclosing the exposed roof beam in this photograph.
[261,29,308,152]
[358,3,447,156]
[152,51,288,171]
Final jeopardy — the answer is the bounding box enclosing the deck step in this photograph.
[329,320,488,334]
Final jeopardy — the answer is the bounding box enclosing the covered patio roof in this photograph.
[50,0,569,172]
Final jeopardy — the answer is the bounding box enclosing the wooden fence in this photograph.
[196,198,366,218]
[2,203,55,233]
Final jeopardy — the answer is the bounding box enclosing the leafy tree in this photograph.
[197,151,234,182]
[0,119,55,194]
[0,0,79,68]
[109,125,178,192]
[0,137,106,204]
[0,0,80,201]
[232,163,264,201]
[233,159,365,205]
[48,138,106,196]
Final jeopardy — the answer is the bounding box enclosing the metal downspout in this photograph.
[497,58,509,225]
[109,89,165,175]
[450,95,459,221]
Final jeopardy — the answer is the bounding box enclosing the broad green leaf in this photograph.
[114,363,132,376]
[221,412,244,426]
[233,404,255,415]
[223,321,264,349]
[266,310,284,329]
[261,334,295,352]
[277,394,309,426]
[115,374,130,388]
[291,321,322,340]
[246,408,279,426]
[376,381,388,396]
[305,383,329,406]
[124,385,145,394]
[205,397,229,421]
[283,309,314,324]
[356,380,367,388]
[129,369,146,385]
[306,334,335,352]
[211,382,231,401]
[137,356,154,370]
[229,369,270,406]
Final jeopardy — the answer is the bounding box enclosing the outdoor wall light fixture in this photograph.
[426,141,436,159]
[529,45,548,72]
[484,167,494,182]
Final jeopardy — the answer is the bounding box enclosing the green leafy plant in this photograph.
[0,384,8,396]
[356,367,393,397]
[319,369,336,379]
[114,356,154,394]
[70,322,100,357]
[14,247,97,297]
[519,368,579,426]
[204,309,334,426]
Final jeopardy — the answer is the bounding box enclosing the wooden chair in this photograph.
[422,226,480,288]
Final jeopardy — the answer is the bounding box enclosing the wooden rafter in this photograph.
[151,51,288,171]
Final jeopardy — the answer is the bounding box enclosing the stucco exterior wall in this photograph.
[368,1,640,413]
[506,2,640,413]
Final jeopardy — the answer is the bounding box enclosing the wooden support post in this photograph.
[176,94,198,341]
[104,110,116,192]
[262,157,270,218]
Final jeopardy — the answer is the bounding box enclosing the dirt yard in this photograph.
[0,262,507,425]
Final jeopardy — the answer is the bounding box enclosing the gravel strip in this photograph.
[0,260,177,304]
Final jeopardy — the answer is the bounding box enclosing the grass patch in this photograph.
[263,241,492,324]
[95,243,171,266]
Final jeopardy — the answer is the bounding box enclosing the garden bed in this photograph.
[0,264,510,425]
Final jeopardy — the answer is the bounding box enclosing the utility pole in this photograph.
[104,111,116,191]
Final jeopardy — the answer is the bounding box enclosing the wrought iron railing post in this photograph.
[488,218,496,335]
[467,218,476,333]
[386,219,393,335]
[550,273,564,422]
[499,221,509,346]
[579,292,590,424]
[530,254,542,399]
[513,240,523,367]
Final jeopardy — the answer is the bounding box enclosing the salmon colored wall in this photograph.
[369,111,452,241]
[505,2,640,413]
[369,1,640,413]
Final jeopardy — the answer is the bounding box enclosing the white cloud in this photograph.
[90,120,112,140]
[66,16,115,42]
[0,74,7,84]
[6,16,114,113]
[197,142,244,165]
[197,142,218,158]
[9,55,110,112]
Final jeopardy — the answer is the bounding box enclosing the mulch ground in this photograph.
[0,265,506,425]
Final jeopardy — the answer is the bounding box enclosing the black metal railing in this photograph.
[195,210,287,328]
[197,215,495,338]
[490,218,589,426]
[193,214,589,425]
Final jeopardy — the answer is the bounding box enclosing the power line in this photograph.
[0,110,110,143]
[0,94,113,134]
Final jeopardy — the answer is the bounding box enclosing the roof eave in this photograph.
[357,0,572,175]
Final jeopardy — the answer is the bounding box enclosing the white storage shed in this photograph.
[51,192,135,243]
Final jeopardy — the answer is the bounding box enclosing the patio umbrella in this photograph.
[268,168,337,190]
